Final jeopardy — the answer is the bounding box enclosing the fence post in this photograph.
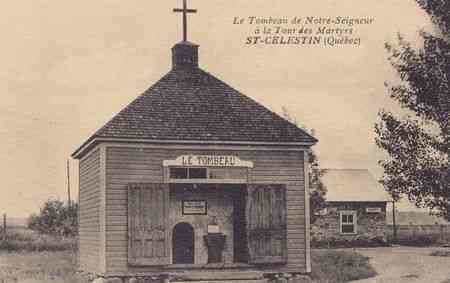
[392,201,397,242]
[443,225,449,244]
[445,225,447,243]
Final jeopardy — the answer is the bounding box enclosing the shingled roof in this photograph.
[73,42,317,158]
[322,169,391,202]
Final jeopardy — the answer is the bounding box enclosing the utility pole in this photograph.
[67,159,71,209]
[2,214,6,241]
[392,201,397,242]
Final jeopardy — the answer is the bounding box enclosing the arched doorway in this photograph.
[172,222,195,264]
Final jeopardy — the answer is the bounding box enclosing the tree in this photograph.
[282,107,327,223]
[308,150,328,224]
[375,0,449,220]
[28,199,78,237]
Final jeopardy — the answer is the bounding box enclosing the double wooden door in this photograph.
[127,183,287,266]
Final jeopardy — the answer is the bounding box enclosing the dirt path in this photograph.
[352,247,450,283]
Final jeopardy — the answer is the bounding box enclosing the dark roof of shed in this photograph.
[73,43,317,157]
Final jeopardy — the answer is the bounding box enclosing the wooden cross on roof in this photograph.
[173,0,197,42]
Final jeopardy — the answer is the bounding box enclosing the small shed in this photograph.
[72,3,317,282]
[311,169,391,246]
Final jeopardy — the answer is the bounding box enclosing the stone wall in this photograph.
[168,184,236,264]
[88,273,312,283]
[311,202,387,245]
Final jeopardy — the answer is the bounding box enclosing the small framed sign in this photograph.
[208,225,220,233]
[182,200,207,215]
[366,207,382,213]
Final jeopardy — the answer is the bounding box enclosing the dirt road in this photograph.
[352,246,450,283]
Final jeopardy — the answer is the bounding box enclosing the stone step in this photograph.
[172,276,311,283]
[97,278,311,283]
[91,272,310,283]
[173,279,311,283]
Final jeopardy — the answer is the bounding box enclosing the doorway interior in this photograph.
[231,185,248,263]
[172,222,195,264]
[170,183,249,264]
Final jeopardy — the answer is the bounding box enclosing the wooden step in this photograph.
[170,270,264,281]
[173,280,268,283]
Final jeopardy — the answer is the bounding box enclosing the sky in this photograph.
[0,1,432,217]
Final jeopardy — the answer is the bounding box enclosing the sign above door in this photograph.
[163,155,254,168]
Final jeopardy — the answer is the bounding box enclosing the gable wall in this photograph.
[78,147,102,274]
[103,144,308,275]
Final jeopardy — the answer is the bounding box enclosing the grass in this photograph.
[0,229,376,283]
[0,250,83,282]
[0,227,76,252]
[430,249,450,257]
[1,249,377,283]
[0,228,80,282]
[311,250,377,283]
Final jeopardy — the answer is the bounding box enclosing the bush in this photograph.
[430,250,450,257]
[312,236,389,248]
[390,235,440,247]
[0,229,76,252]
[28,199,77,237]
[311,250,377,283]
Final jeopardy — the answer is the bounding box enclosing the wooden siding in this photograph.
[79,148,101,274]
[104,146,306,274]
